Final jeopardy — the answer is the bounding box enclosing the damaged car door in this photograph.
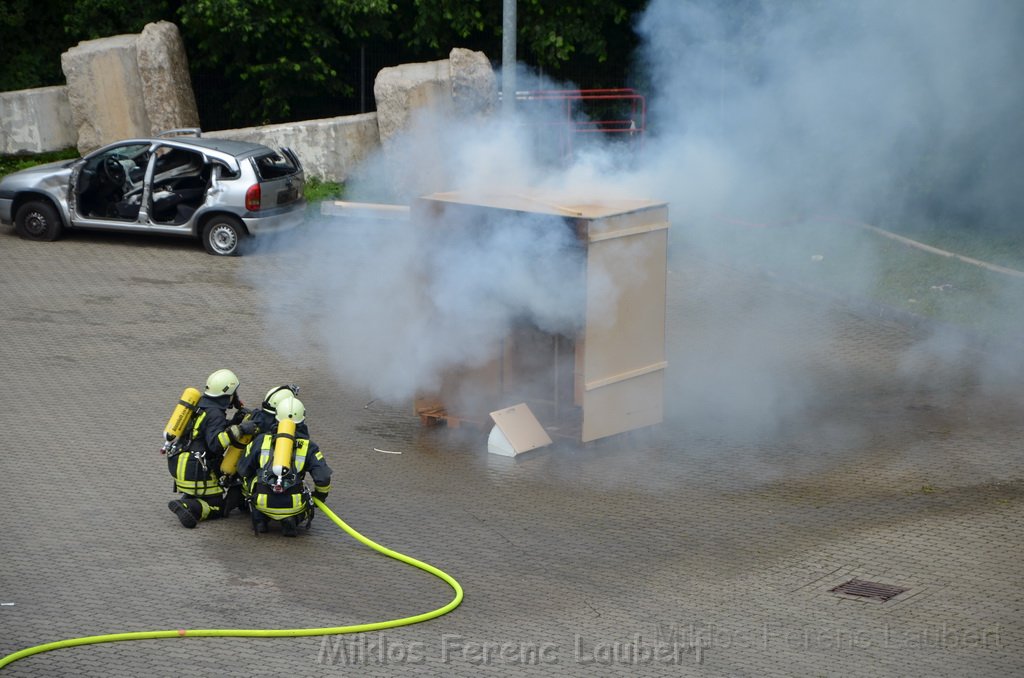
[69,142,152,226]
[69,142,225,235]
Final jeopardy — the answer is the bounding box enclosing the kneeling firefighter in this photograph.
[166,369,256,528]
[237,395,332,537]
[219,384,298,516]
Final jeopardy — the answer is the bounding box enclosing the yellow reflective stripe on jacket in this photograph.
[253,492,306,519]
[252,436,311,519]
[257,436,310,472]
[190,411,207,439]
[310,449,330,492]
[174,452,221,496]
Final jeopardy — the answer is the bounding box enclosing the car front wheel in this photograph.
[15,200,63,241]
[201,216,247,256]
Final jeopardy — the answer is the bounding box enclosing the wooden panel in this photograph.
[421,191,665,220]
[582,370,665,442]
[581,217,668,440]
[583,227,668,383]
[585,205,669,242]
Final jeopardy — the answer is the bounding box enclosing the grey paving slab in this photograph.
[0,225,1021,677]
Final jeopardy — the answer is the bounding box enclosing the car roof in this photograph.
[94,136,274,162]
[168,137,271,159]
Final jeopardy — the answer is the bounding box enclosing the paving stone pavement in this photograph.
[0,225,1022,677]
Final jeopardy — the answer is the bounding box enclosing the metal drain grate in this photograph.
[830,579,907,602]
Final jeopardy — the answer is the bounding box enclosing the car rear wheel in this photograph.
[201,215,246,256]
[15,200,63,241]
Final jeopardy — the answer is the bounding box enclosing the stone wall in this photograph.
[3,31,496,185]
[211,47,496,187]
[0,86,76,155]
[208,113,380,184]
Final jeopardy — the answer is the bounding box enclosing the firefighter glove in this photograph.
[239,419,257,435]
[313,491,328,502]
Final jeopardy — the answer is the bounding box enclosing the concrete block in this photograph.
[372,48,496,146]
[59,21,198,155]
[136,21,199,135]
[368,48,496,200]
[0,86,76,154]
[449,47,497,118]
[373,57,452,146]
[208,113,381,183]
[61,33,151,154]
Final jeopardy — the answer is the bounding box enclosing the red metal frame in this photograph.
[514,88,646,159]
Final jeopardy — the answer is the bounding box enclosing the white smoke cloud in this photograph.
[635,0,1024,228]
[632,0,1024,421]
[255,190,587,403]
[249,0,1024,445]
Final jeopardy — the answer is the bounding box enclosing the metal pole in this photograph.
[360,44,366,113]
[502,0,517,116]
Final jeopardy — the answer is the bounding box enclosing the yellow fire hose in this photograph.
[0,499,463,670]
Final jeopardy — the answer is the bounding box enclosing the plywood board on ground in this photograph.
[489,403,553,454]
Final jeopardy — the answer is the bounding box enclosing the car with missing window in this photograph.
[0,129,305,256]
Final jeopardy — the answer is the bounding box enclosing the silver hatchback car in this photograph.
[0,130,305,255]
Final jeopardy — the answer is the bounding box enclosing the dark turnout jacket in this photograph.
[238,422,331,496]
[188,394,235,468]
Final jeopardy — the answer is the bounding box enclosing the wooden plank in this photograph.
[587,221,669,243]
[584,361,667,391]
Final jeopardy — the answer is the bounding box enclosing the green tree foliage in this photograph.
[0,0,72,91]
[179,0,392,127]
[63,0,175,41]
[2,0,648,128]
[398,0,646,84]
[0,0,174,92]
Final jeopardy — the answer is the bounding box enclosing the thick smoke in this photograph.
[252,0,1024,441]
[252,70,611,406]
[301,204,586,403]
[632,0,1024,426]
[635,0,1024,230]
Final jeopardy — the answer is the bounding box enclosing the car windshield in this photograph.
[98,143,150,164]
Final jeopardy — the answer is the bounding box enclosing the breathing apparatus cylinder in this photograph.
[162,387,201,453]
[220,417,254,476]
[271,418,296,493]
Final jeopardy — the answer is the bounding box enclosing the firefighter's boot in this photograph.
[169,498,200,528]
[251,509,268,535]
[280,516,299,538]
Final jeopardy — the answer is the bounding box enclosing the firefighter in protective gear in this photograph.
[237,395,332,537]
[232,384,299,513]
[168,369,255,528]
[251,384,299,434]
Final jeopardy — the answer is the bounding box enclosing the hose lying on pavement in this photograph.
[0,499,464,670]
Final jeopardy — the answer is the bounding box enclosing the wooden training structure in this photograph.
[411,190,669,444]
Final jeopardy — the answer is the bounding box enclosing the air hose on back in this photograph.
[0,499,463,670]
